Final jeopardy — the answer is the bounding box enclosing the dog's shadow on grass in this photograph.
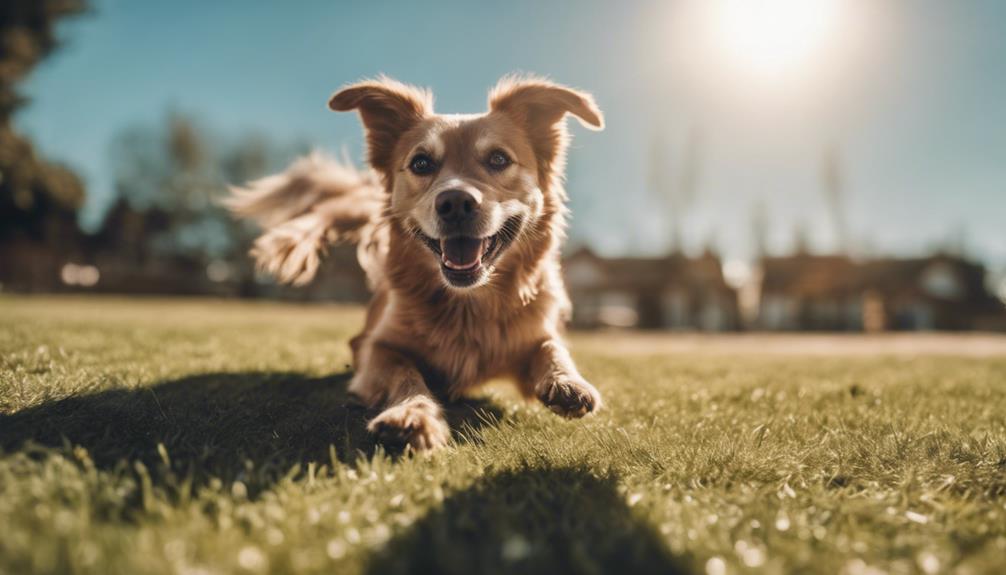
[0,371,502,492]
[365,465,687,575]
[1,376,688,573]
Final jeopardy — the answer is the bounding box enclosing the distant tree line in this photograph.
[91,111,310,295]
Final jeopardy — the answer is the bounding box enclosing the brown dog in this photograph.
[227,75,604,450]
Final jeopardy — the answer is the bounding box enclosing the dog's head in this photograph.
[329,75,603,289]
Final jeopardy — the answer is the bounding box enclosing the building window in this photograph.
[597,291,639,328]
[920,263,964,300]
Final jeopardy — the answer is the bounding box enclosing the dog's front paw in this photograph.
[537,375,602,418]
[367,396,450,451]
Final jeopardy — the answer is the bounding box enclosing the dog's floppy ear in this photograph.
[489,76,603,182]
[329,77,432,174]
[489,76,603,131]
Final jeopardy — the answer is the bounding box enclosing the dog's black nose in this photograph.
[435,189,480,223]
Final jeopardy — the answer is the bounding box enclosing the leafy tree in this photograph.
[0,0,87,242]
[100,112,304,272]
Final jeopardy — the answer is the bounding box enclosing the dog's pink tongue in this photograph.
[441,237,484,270]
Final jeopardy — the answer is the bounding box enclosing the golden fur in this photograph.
[227,75,604,450]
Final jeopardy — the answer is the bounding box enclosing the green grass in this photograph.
[2,296,1005,575]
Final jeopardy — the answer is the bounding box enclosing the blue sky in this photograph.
[17,0,1006,270]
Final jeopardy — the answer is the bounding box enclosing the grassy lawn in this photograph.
[2,296,1005,574]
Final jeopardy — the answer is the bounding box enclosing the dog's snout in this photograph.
[435,189,480,223]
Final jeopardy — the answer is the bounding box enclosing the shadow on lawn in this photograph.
[366,465,688,575]
[0,371,502,492]
[1,377,688,573]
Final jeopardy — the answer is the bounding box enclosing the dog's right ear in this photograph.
[329,77,432,174]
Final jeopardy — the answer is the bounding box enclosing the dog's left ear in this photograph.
[489,76,604,131]
[329,77,433,175]
[489,76,603,181]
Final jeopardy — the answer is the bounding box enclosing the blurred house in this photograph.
[758,253,1006,331]
[563,247,740,330]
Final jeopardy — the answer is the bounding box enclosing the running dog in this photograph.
[227,75,604,450]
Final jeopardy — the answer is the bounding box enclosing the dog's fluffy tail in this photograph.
[224,151,386,287]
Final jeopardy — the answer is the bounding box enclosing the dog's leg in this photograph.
[351,343,450,451]
[528,339,602,418]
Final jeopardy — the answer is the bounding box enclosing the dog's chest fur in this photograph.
[374,279,559,397]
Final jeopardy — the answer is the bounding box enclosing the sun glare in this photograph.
[717,0,842,82]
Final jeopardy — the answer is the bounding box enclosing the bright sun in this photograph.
[716,0,842,82]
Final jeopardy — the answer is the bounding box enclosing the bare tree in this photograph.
[650,124,702,253]
[822,143,848,254]
[792,222,812,255]
[750,199,769,258]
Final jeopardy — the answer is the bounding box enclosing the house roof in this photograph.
[563,246,732,294]
[761,252,1001,310]
[760,255,859,298]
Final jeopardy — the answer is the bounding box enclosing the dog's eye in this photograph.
[409,154,436,176]
[486,150,512,172]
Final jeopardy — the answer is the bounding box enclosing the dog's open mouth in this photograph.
[417,215,523,287]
